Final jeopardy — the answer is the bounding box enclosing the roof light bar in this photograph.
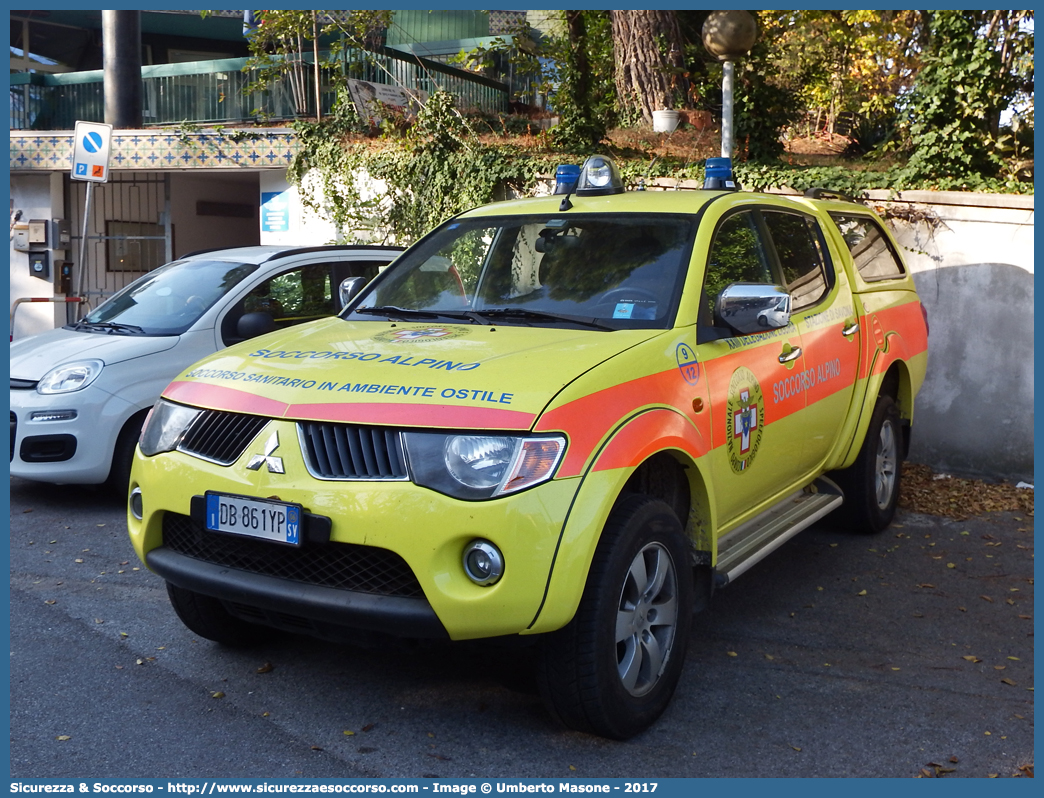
[575,155,625,197]
[703,157,739,191]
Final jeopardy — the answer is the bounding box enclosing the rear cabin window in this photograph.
[762,211,832,311]
[829,214,907,282]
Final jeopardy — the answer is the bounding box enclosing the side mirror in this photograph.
[237,311,276,340]
[338,276,367,309]
[715,283,792,335]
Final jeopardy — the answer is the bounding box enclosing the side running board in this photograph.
[714,477,844,587]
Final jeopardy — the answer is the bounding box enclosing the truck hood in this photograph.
[10,327,180,380]
[163,319,663,430]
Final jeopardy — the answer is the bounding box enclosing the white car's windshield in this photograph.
[348,214,696,330]
[72,259,258,336]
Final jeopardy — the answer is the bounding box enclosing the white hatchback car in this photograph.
[10,244,402,492]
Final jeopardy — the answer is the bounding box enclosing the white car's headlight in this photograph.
[138,399,202,457]
[37,360,104,394]
[405,432,565,500]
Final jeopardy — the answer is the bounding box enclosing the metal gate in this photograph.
[66,172,173,323]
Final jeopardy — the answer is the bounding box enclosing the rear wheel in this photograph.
[833,395,902,534]
[537,495,693,739]
[166,583,267,647]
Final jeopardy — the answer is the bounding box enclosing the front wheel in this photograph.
[166,583,267,647]
[833,394,902,534]
[537,495,693,739]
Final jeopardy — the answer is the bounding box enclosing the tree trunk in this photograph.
[610,10,689,124]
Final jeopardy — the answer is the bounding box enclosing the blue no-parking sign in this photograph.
[71,121,113,183]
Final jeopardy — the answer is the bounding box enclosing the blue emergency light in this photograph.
[703,157,738,190]
[553,164,581,195]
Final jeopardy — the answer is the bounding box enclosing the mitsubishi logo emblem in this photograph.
[246,431,285,474]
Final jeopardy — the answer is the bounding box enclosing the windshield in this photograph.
[72,259,259,336]
[347,214,696,330]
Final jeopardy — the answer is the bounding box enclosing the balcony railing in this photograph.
[10,45,508,131]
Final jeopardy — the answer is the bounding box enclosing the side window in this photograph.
[702,210,774,319]
[763,211,831,311]
[245,263,335,328]
[829,214,907,281]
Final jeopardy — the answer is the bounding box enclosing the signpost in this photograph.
[71,121,113,299]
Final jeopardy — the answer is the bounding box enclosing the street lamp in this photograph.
[702,11,757,159]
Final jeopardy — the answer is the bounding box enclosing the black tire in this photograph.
[537,495,693,739]
[832,395,902,534]
[106,409,149,497]
[166,583,267,647]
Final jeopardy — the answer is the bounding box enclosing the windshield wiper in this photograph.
[353,306,441,320]
[70,320,147,335]
[474,308,615,331]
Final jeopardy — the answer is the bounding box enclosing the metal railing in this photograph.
[10,46,508,130]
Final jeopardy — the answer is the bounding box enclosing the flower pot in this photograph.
[653,109,681,133]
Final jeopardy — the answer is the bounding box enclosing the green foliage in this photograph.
[843,113,896,159]
[898,11,1034,188]
[732,44,800,161]
[289,91,544,245]
[242,10,392,118]
[544,11,616,151]
[735,162,1031,196]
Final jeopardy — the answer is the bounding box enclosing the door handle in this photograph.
[842,322,860,337]
[778,346,802,364]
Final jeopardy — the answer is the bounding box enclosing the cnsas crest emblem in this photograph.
[373,326,468,343]
[726,366,764,473]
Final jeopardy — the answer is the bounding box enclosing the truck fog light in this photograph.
[463,540,503,586]
[129,487,143,521]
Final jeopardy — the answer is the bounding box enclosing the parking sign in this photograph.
[71,121,113,183]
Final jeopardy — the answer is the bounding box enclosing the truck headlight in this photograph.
[138,399,202,456]
[404,433,565,500]
[37,360,104,394]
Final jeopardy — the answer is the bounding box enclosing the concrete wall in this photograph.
[170,172,260,258]
[9,173,67,334]
[874,192,1034,482]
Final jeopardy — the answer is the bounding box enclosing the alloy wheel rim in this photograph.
[615,542,679,697]
[874,419,898,510]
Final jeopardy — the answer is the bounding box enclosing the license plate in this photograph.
[204,492,302,546]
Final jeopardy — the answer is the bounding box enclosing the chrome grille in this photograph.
[178,409,269,465]
[162,512,424,598]
[298,422,408,480]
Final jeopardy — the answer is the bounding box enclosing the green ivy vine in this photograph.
[287,90,1030,246]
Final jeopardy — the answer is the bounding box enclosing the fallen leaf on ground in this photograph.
[901,464,1034,520]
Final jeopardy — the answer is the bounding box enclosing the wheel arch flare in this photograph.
[525,406,713,634]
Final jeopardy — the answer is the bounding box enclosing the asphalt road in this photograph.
[9,476,1034,779]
